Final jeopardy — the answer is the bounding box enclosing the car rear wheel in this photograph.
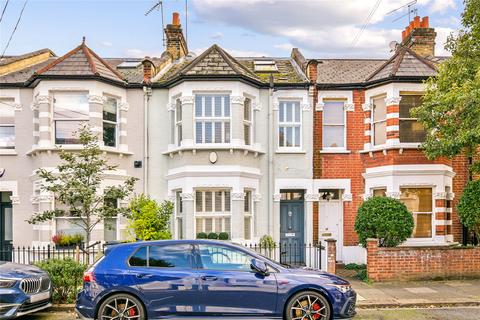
[97,293,146,320]
[285,290,331,320]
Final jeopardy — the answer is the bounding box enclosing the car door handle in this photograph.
[136,273,154,279]
[201,275,218,281]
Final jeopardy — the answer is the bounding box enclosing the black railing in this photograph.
[0,241,325,269]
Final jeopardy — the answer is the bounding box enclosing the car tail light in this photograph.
[83,271,95,283]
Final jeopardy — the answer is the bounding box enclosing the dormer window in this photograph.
[254,60,278,72]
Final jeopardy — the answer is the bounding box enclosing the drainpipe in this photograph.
[268,75,275,236]
[143,85,152,195]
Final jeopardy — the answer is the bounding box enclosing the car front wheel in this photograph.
[97,293,146,320]
[285,290,331,320]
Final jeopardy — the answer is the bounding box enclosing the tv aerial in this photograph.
[145,1,166,48]
[387,0,418,23]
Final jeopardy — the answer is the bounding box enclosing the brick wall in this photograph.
[366,239,480,281]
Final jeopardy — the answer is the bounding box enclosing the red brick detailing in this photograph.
[367,239,480,281]
[435,225,446,235]
[452,155,469,242]
[326,239,337,274]
[386,105,399,113]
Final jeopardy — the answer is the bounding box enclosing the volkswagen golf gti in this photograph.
[76,240,356,320]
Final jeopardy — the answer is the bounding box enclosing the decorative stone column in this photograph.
[253,193,262,238]
[180,192,195,239]
[272,194,281,242]
[88,95,105,145]
[230,96,245,146]
[36,95,52,148]
[362,102,372,150]
[180,96,194,147]
[119,101,129,152]
[385,96,401,146]
[231,192,245,241]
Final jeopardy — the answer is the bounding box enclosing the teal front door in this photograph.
[280,200,305,265]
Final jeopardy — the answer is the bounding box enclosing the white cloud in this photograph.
[101,41,113,47]
[190,0,460,57]
[274,43,294,51]
[435,27,456,56]
[192,46,267,57]
[428,0,457,13]
[124,48,163,58]
[210,32,224,40]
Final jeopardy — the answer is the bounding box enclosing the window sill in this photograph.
[320,149,351,154]
[27,145,133,156]
[162,144,265,156]
[360,143,422,154]
[275,149,306,154]
[0,149,17,155]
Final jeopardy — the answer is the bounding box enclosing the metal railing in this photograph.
[0,241,325,270]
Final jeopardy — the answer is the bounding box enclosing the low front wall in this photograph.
[366,239,480,281]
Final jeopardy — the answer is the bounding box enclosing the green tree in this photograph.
[412,0,480,173]
[127,194,173,240]
[355,196,414,247]
[457,180,480,239]
[27,125,137,244]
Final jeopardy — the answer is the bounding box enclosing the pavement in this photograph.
[351,278,480,308]
[22,307,480,320]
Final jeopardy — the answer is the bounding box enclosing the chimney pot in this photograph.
[172,12,180,26]
[413,16,420,28]
[421,16,429,28]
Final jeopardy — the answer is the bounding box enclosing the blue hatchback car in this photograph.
[76,240,356,320]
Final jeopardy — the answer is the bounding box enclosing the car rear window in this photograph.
[128,244,194,268]
[129,246,147,267]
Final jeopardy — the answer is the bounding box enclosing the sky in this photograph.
[0,0,463,60]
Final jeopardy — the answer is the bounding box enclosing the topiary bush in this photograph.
[196,232,208,239]
[458,180,480,240]
[207,232,219,239]
[35,258,86,303]
[355,196,414,247]
[218,232,229,240]
[259,235,276,249]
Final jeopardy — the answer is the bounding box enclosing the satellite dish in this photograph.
[389,41,399,52]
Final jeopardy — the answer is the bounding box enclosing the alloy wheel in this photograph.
[100,296,142,320]
[289,293,329,320]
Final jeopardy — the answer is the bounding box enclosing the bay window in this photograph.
[0,98,15,149]
[279,101,301,148]
[244,190,253,240]
[400,187,433,238]
[53,92,89,144]
[195,190,231,236]
[103,97,118,147]
[372,95,386,146]
[322,100,345,149]
[175,99,182,146]
[399,94,426,143]
[244,97,252,145]
[176,191,184,239]
[195,94,230,144]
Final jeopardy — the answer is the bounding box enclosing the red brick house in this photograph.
[294,16,468,264]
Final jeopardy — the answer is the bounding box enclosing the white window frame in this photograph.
[399,186,434,239]
[371,94,387,146]
[399,92,425,144]
[102,95,119,148]
[243,97,253,146]
[244,189,253,240]
[322,99,346,151]
[52,91,89,145]
[175,190,184,239]
[175,98,182,147]
[278,100,302,150]
[194,189,232,236]
[194,94,231,145]
[0,98,15,149]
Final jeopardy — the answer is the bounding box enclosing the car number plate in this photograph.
[30,291,51,303]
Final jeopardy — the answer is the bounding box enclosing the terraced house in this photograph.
[0,13,468,265]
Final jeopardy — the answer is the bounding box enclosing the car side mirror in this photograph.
[250,258,269,276]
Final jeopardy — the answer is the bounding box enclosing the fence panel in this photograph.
[1,241,325,269]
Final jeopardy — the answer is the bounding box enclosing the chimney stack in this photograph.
[401,16,436,57]
[165,12,188,60]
